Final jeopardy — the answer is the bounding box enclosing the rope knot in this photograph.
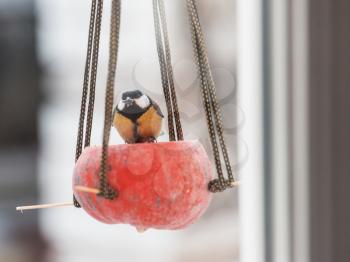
[98,186,118,200]
[73,195,82,208]
[208,179,226,193]
[208,179,237,193]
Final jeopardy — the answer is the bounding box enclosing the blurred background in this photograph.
[1,0,349,262]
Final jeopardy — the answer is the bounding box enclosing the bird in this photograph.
[113,90,164,144]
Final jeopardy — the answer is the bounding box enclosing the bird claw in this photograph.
[136,137,157,143]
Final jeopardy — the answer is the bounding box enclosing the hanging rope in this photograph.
[74,0,120,206]
[187,0,236,192]
[73,0,103,208]
[153,0,183,141]
[97,0,121,200]
[84,0,104,148]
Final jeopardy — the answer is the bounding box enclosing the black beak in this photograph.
[124,98,134,107]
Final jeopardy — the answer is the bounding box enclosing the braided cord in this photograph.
[187,0,236,192]
[157,0,183,140]
[153,0,183,141]
[74,0,120,205]
[97,0,121,200]
[74,0,102,208]
[84,0,104,148]
[75,0,97,162]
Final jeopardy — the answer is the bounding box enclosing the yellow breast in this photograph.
[113,106,163,143]
[136,106,162,139]
[113,112,136,143]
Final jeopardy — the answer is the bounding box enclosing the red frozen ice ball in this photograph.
[73,140,213,231]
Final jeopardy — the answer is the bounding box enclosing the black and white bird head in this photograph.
[117,90,151,115]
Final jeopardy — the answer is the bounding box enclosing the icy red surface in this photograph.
[73,140,213,230]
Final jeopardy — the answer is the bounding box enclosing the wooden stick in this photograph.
[74,182,241,195]
[16,184,103,211]
[75,185,100,194]
[16,181,240,212]
[232,181,241,187]
[16,201,73,212]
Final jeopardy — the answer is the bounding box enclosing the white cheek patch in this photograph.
[135,95,150,109]
[117,100,125,111]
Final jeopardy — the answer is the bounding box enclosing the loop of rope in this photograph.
[153,0,183,141]
[187,0,236,192]
[74,0,102,208]
[97,0,121,200]
[75,0,98,164]
[74,0,120,206]
[84,0,104,148]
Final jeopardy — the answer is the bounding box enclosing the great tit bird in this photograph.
[113,90,164,143]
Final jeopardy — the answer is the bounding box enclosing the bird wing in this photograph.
[150,99,164,118]
[112,106,118,127]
